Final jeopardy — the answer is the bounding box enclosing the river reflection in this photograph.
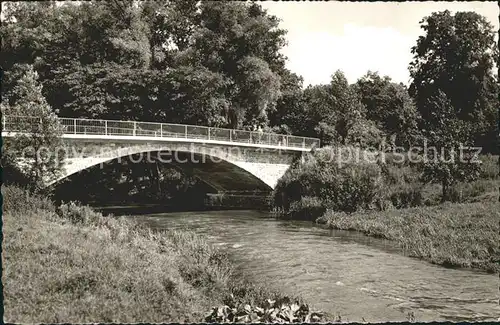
[115,209,498,322]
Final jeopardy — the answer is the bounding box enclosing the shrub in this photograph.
[1,154,31,188]
[380,163,420,185]
[285,196,325,220]
[2,185,55,214]
[386,183,424,209]
[205,297,327,323]
[273,147,384,220]
[319,162,384,212]
[478,154,499,179]
[447,179,498,203]
[377,155,426,209]
[56,201,105,225]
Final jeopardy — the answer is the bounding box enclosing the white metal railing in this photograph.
[2,115,320,149]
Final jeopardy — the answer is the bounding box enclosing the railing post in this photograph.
[160,124,163,137]
[2,114,6,131]
[74,119,77,134]
[208,127,211,140]
[105,120,108,136]
[133,122,137,136]
[303,138,305,148]
[185,125,188,138]
[229,130,232,142]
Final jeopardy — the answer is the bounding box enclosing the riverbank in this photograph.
[317,201,500,273]
[272,147,499,273]
[2,186,325,323]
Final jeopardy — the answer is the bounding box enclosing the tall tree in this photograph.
[355,71,421,147]
[409,10,498,152]
[0,1,57,70]
[328,71,366,145]
[419,91,481,201]
[269,69,305,135]
[2,1,288,130]
[301,84,334,141]
[1,64,65,190]
[299,70,379,147]
[139,0,200,69]
[42,62,229,126]
[182,1,287,128]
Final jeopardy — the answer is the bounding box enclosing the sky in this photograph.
[260,1,499,87]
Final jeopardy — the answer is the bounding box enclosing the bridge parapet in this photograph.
[3,115,320,150]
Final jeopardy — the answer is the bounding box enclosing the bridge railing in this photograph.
[2,115,321,149]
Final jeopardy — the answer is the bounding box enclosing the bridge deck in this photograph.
[2,116,320,151]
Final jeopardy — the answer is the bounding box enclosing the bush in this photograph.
[273,147,384,220]
[447,179,498,203]
[205,296,327,323]
[2,185,55,214]
[376,154,426,209]
[478,154,499,179]
[56,201,105,225]
[319,163,384,212]
[386,183,424,209]
[380,163,420,185]
[1,153,32,188]
[285,196,325,220]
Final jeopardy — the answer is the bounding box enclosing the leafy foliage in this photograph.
[355,71,421,147]
[1,1,287,129]
[409,10,499,153]
[1,64,65,189]
[43,62,229,125]
[269,70,305,134]
[205,297,327,323]
[295,70,384,148]
[418,91,481,201]
[273,147,385,220]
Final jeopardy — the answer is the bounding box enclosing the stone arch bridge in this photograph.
[2,116,320,193]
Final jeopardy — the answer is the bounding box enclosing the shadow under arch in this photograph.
[50,147,274,193]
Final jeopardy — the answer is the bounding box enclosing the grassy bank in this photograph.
[272,147,499,272]
[318,202,500,273]
[2,186,326,323]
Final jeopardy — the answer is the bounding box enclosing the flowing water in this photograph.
[118,209,499,322]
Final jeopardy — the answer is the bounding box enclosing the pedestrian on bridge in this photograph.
[257,125,263,143]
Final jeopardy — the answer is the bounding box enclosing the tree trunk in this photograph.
[154,159,162,196]
[150,42,156,69]
[442,177,449,202]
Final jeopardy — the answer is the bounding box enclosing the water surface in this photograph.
[122,209,499,322]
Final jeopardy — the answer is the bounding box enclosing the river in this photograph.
[114,209,499,322]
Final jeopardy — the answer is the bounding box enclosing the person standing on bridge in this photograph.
[257,125,263,143]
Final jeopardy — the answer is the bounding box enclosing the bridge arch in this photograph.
[53,143,286,192]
